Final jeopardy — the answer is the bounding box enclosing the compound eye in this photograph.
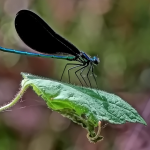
[94,58,100,64]
[97,58,100,63]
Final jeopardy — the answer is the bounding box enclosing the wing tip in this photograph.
[16,9,33,16]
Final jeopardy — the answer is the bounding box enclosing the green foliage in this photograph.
[0,124,17,150]
[20,72,146,143]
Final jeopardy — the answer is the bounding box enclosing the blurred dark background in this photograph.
[0,0,149,150]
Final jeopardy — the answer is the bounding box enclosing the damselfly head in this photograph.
[93,56,100,65]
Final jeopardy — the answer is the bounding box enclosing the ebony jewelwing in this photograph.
[0,9,100,87]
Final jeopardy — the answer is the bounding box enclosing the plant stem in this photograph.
[0,85,29,112]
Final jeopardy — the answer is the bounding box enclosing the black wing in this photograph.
[15,9,80,56]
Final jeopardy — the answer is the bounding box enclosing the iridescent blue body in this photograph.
[81,52,99,64]
[0,46,76,61]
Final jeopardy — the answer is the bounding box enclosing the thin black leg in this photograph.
[60,63,82,81]
[68,64,85,85]
[75,63,89,86]
[75,64,88,86]
[91,65,100,95]
[91,65,98,89]
[87,63,92,88]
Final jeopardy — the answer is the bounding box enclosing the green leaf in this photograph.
[21,72,146,143]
